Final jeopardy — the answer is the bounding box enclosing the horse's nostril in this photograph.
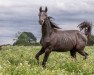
[41,20,44,23]
[39,20,44,25]
[41,20,43,23]
[41,20,44,24]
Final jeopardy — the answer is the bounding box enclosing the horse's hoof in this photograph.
[42,65,46,69]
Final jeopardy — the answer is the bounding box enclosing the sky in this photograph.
[0,0,94,45]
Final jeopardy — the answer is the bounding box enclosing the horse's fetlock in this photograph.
[42,62,46,68]
[35,55,39,60]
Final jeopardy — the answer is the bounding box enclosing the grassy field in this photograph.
[0,46,94,75]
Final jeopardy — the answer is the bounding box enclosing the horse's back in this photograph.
[54,29,87,42]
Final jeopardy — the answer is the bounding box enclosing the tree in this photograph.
[88,35,94,46]
[13,32,37,46]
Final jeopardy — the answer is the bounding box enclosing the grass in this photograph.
[0,46,94,75]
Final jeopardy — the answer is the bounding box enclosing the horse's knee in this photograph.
[35,48,45,60]
[45,48,51,53]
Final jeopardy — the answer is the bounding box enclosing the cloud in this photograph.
[0,37,14,45]
[0,0,94,44]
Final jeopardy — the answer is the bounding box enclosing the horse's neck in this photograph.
[42,20,52,38]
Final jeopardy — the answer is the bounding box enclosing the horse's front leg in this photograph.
[35,47,45,64]
[42,49,51,68]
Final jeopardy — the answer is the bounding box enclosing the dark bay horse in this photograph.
[35,7,89,68]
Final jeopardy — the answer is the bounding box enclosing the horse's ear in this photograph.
[39,7,42,12]
[45,7,48,12]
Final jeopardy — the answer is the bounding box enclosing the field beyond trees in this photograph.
[0,46,94,75]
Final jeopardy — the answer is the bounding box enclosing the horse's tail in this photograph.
[78,21,93,39]
[85,24,92,38]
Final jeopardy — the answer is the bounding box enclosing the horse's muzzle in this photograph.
[39,20,44,25]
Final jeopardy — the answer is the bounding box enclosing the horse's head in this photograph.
[38,7,48,25]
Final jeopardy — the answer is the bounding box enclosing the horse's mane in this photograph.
[47,16,61,29]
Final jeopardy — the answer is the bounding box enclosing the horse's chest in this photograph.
[40,37,50,46]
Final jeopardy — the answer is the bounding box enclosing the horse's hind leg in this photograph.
[70,49,76,59]
[85,52,88,56]
[77,50,88,60]
[42,49,51,68]
[35,47,45,64]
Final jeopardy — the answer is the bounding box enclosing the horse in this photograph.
[35,7,89,68]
